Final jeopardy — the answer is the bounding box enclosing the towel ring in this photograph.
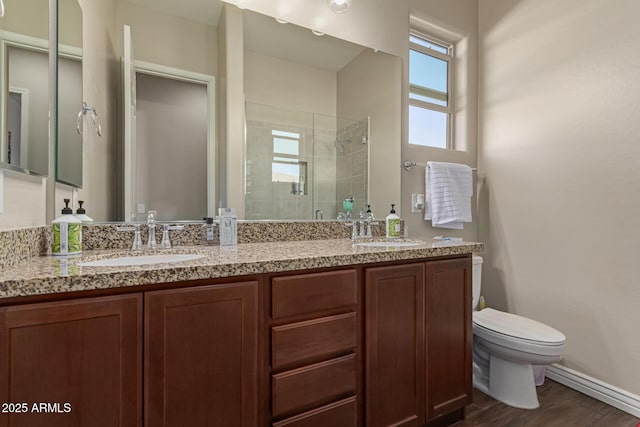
[77,102,103,137]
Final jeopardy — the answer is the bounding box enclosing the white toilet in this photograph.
[471,255,566,409]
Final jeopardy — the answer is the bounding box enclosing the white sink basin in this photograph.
[355,240,423,247]
[80,254,206,267]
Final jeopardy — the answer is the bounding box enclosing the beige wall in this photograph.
[218,4,245,215]
[116,2,217,76]
[59,0,82,48]
[223,0,409,59]
[0,172,46,228]
[402,0,479,239]
[244,50,336,117]
[337,50,402,219]
[0,0,48,40]
[478,0,640,395]
[74,0,119,221]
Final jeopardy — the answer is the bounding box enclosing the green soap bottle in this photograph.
[385,204,401,239]
[52,199,82,256]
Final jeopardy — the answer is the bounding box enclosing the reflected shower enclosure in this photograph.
[245,102,368,220]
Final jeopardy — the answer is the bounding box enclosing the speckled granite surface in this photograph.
[82,220,393,250]
[1,221,396,266]
[0,239,483,299]
[0,226,49,270]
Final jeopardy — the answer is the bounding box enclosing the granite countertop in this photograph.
[0,239,484,300]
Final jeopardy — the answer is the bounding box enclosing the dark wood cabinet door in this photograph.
[365,263,425,427]
[0,294,142,427]
[145,281,258,427]
[425,257,472,421]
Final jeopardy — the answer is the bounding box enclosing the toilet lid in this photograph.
[473,308,565,344]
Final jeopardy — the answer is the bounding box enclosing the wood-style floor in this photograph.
[454,379,640,427]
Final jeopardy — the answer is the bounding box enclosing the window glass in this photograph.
[273,137,299,156]
[409,106,448,149]
[409,49,448,106]
[272,162,300,182]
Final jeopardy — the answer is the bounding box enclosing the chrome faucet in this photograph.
[346,211,378,241]
[160,224,185,249]
[147,210,157,249]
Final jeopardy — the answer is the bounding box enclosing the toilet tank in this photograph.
[472,255,483,309]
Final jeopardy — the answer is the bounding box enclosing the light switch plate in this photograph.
[411,193,425,213]
[137,203,146,214]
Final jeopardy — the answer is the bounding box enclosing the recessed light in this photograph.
[327,0,351,14]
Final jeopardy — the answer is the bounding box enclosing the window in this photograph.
[409,32,453,149]
[271,129,307,195]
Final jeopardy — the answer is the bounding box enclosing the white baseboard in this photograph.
[545,364,640,418]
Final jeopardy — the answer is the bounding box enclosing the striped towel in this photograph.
[425,161,473,229]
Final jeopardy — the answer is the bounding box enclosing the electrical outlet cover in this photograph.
[411,193,425,213]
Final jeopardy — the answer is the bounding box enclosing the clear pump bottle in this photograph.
[202,217,216,245]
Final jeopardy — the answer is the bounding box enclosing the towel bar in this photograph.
[403,160,477,172]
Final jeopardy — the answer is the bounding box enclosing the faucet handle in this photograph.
[147,210,157,224]
[117,224,143,251]
[160,224,185,249]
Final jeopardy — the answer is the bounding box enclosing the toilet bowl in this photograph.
[471,256,566,409]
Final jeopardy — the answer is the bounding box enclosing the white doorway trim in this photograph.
[135,60,216,217]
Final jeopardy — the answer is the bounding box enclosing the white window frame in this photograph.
[409,30,454,149]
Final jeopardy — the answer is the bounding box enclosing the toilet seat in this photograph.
[473,309,565,356]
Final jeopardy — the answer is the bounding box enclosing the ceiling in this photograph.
[122,0,366,72]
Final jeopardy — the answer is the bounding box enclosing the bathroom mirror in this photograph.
[0,0,50,177]
[56,0,83,187]
[60,0,401,221]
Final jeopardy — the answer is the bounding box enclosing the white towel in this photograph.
[425,161,473,229]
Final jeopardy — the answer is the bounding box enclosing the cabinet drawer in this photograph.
[271,270,357,319]
[273,396,357,427]
[272,313,356,369]
[272,354,356,417]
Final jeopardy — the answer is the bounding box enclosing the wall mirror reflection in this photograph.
[0,0,49,176]
[59,0,400,222]
[56,0,83,187]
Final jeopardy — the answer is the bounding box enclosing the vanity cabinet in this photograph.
[267,269,360,427]
[0,280,258,427]
[0,254,472,427]
[145,281,259,427]
[365,263,426,427]
[364,258,472,427]
[424,258,472,422]
[0,294,142,427]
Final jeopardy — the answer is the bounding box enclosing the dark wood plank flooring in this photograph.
[454,379,640,426]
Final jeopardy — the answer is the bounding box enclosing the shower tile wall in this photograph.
[335,120,368,217]
[245,120,313,220]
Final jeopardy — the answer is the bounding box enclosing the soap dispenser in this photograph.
[385,204,401,239]
[52,199,82,256]
[202,217,216,246]
[74,201,94,224]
